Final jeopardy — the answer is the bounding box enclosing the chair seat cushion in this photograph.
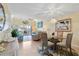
[48,41,54,46]
[57,39,66,47]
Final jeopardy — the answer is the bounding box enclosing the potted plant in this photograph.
[11,29,19,37]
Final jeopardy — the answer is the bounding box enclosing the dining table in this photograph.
[48,36,60,52]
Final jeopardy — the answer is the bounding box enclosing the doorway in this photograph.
[23,25,32,41]
[18,25,32,42]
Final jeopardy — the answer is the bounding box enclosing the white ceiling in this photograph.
[8,3,79,20]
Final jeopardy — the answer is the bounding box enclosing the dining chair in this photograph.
[38,32,52,55]
[57,31,63,42]
[57,33,73,56]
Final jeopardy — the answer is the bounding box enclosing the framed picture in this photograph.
[55,18,71,32]
[37,21,43,28]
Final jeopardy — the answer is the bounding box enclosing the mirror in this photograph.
[0,3,6,31]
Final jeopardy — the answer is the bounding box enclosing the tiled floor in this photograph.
[16,40,79,56]
[18,40,41,56]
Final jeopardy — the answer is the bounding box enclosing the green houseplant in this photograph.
[11,29,19,37]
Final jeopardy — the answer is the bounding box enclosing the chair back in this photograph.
[41,32,48,47]
[39,32,49,54]
[57,31,63,42]
[66,33,73,49]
